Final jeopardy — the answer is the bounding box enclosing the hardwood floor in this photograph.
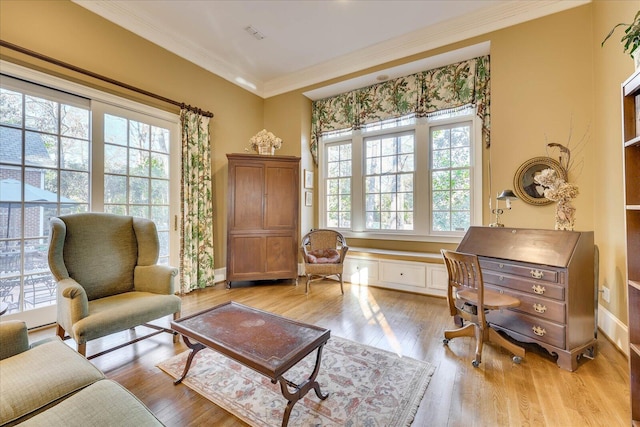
[30,280,631,426]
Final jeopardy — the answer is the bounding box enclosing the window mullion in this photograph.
[351,130,364,232]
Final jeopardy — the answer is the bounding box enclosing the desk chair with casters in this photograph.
[300,229,349,294]
[441,249,525,367]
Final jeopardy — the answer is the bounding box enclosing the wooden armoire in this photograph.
[226,153,300,287]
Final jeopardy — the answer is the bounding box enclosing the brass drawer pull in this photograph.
[532,284,546,294]
[533,303,547,313]
[532,325,547,336]
[530,269,544,279]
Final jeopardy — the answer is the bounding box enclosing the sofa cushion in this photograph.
[306,248,340,264]
[17,380,164,427]
[0,337,104,426]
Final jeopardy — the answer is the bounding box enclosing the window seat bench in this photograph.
[343,247,447,296]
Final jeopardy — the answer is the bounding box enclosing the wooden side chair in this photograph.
[301,229,349,294]
[441,249,525,367]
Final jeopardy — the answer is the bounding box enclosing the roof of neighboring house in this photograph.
[0,126,53,166]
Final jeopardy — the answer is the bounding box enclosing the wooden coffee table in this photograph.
[170,301,330,427]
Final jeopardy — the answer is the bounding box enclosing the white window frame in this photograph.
[0,60,180,327]
[318,111,482,244]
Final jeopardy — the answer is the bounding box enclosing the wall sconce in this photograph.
[490,189,518,227]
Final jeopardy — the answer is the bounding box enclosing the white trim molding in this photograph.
[598,304,629,356]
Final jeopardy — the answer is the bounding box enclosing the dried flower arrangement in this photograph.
[249,129,282,154]
[534,168,580,230]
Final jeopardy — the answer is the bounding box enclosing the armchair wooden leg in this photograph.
[77,342,86,357]
[56,324,65,339]
[339,274,344,295]
[305,275,311,294]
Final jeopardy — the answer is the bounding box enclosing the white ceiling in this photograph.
[73,0,589,99]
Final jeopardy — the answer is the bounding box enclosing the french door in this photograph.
[0,63,179,328]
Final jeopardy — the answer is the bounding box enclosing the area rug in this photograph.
[157,336,435,426]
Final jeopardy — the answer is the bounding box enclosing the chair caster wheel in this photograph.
[443,338,450,345]
[472,360,480,368]
[512,356,522,364]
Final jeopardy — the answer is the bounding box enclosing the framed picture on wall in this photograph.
[513,156,567,206]
[304,169,314,189]
[305,191,313,206]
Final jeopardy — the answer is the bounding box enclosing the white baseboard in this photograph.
[214,267,226,284]
[598,303,629,356]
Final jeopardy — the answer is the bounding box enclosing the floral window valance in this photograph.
[310,55,490,163]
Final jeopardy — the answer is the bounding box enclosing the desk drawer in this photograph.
[480,259,560,283]
[487,310,565,349]
[486,285,565,323]
[483,270,565,301]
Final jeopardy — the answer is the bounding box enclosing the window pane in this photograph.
[0,88,23,126]
[104,114,127,145]
[61,170,89,203]
[25,132,56,167]
[61,137,89,171]
[324,141,351,229]
[129,120,149,149]
[151,152,169,178]
[104,175,127,204]
[25,95,57,133]
[129,177,149,204]
[105,144,127,174]
[151,127,170,153]
[129,148,150,177]
[364,131,414,231]
[430,122,472,232]
[1,126,23,164]
[61,105,89,139]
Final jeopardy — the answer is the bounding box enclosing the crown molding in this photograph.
[74,0,590,99]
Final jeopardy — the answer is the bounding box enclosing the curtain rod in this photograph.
[0,39,214,118]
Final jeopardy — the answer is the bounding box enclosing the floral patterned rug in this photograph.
[157,336,434,426]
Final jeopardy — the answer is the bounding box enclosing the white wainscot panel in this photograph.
[426,263,448,297]
[379,260,427,291]
[343,258,378,285]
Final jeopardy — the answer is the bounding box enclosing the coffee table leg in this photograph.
[174,336,205,385]
[276,344,328,427]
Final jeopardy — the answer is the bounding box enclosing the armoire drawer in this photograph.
[483,270,565,301]
[487,310,565,349]
[480,259,560,283]
[485,284,565,323]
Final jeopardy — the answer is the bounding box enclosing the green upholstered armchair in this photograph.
[48,213,181,358]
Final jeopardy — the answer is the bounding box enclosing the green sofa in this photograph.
[0,321,163,426]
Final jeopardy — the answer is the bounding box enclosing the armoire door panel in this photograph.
[233,164,264,229]
[265,235,296,273]
[265,165,297,229]
[230,236,265,274]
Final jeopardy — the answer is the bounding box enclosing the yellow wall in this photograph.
[1,0,635,330]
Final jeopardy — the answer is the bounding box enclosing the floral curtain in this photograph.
[180,109,215,293]
[310,55,491,163]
